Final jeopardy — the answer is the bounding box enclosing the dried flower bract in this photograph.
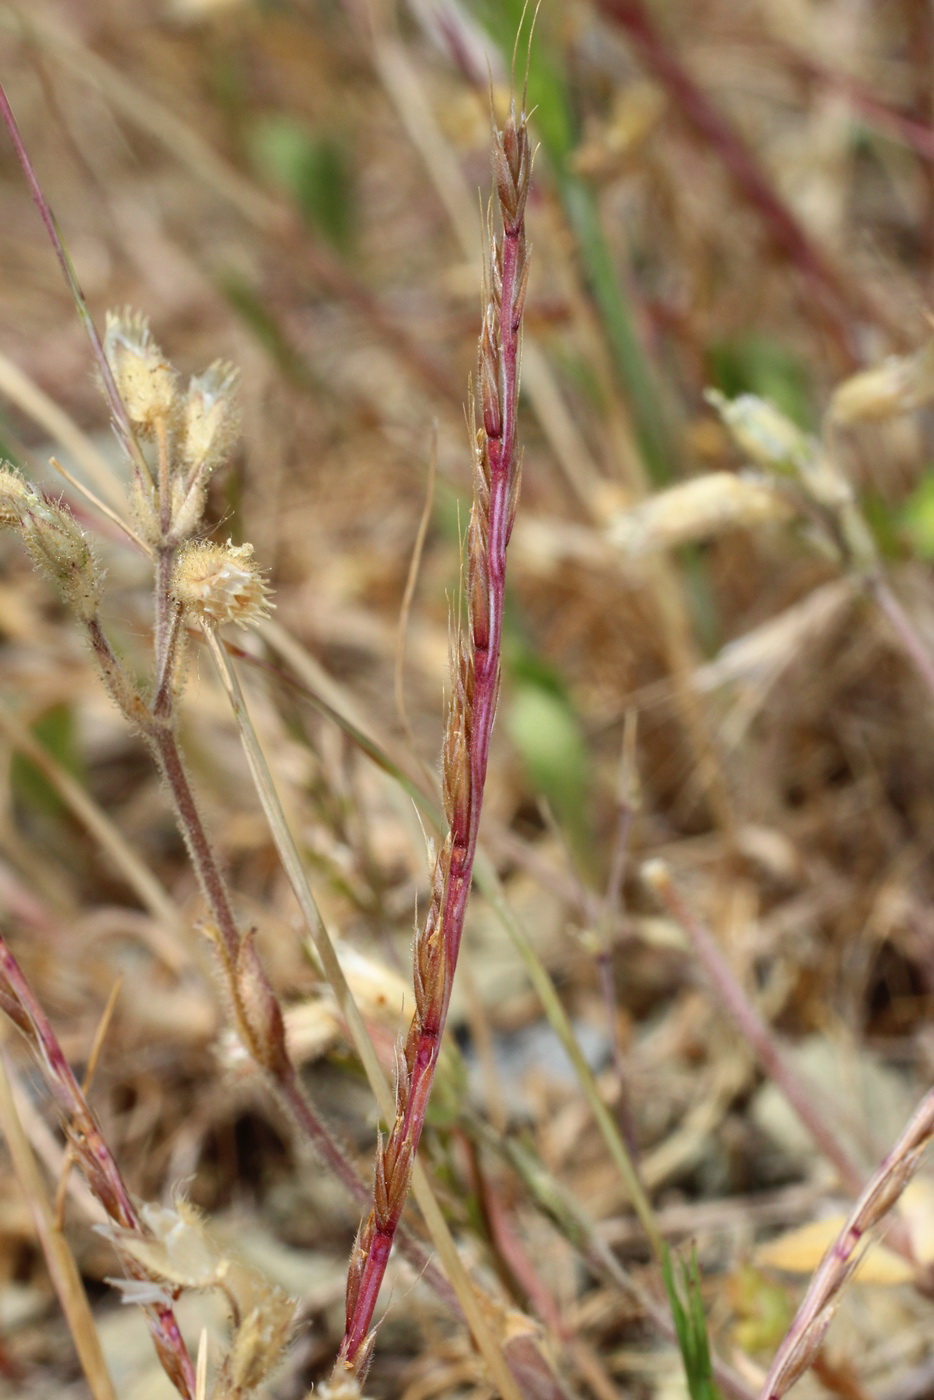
[104,308,178,438]
[173,540,272,629]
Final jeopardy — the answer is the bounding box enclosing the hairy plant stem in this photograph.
[144,688,473,1307]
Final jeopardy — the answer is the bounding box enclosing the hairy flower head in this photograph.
[103,308,178,437]
[173,539,271,628]
[0,465,33,525]
[180,360,241,476]
[0,465,101,620]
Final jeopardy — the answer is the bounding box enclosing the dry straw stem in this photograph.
[3,10,454,407]
[642,860,865,1196]
[760,1088,934,1400]
[0,348,128,512]
[0,704,192,972]
[330,97,532,1385]
[470,1115,758,1400]
[0,935,197,1398]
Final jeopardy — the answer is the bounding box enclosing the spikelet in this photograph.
[103,308,179,438]
[173,540,272,629]
[707,388,852,513]
[0,464,32,525]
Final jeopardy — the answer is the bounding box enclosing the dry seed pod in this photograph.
[14,489,102,622]
[100,1199,224,1291]
[706,389,812,473]
[180,361,241,476]
[174,539,272,629]
[707,388,852,512]
[0,464,32,524]
[221,1286,296,1394]
[103,308,179,438]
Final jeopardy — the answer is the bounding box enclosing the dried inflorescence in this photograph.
[102,309,244,553]
[333,97,532,1384]
[0,464,102,620]
[173,540,272,630]
[104,307,179,438]
[102,1198,298,1400]
[0,306,287,1399]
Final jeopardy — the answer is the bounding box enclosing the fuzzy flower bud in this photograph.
[707,388,852,512]
[0,468,102,621]
[173,539,272,629]
[180,360,241,476]
[705,389,812,473]
[103,309,178,438]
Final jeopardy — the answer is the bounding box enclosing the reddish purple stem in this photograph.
[0,935,196,1400]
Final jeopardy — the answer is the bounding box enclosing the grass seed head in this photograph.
[609,471,793,556]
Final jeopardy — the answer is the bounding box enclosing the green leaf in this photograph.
[901,470,934,560]
[11,703,82,821]
[662,1246,722,1400]
[708,334,813,430]
[246,114,354,248]
[505,677,594,875]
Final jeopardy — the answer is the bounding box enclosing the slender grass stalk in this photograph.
[468,1115,757,1400]
[642,859,865,1195]
[760,1088,934,1400]
[329,99,533,1385]
[232,618,667,1257]
[0,349,127,511]
[0,79,150,483]
[2,16,457,409]
[592,0,891,359]
[200,628,525,1400]
[0,935,197,1399]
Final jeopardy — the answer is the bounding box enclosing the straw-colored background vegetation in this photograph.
[1,0,934,1397]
